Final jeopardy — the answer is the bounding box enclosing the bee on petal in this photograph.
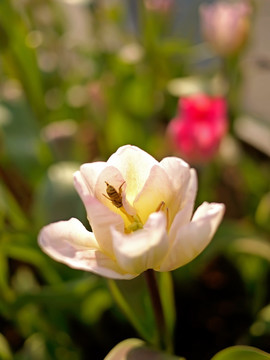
[103,181,125,208]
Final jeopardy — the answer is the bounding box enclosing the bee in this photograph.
[103,181,125,208]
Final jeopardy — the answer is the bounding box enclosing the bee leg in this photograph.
[118,181,126,194]
[102,193,112,201]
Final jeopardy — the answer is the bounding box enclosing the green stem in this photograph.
[107,279,154,344]
[144,269,168,351]
[221,55,242,125]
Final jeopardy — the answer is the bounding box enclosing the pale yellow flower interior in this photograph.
[94,152,177,235]
[101,176,171,234]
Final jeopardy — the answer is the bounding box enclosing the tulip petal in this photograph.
[95,166,136,218]
[168,200,195,245]
[112,212,169,275]
[159,202,225,271]
[38,218,134,279]
[161,156,198,226]
[133,165,172,224]
[169,168,197,239]
[160,158,197,207]
[39,217,98,249]
[160,156,190,190]
[74,172,125,254]
[107,145,158,205]
[79,162,107,195]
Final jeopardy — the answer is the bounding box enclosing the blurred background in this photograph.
[0,0,270,359]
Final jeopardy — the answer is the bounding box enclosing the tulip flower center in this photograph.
[102,181,144,233]
[124,201,169,233]
[102,181,169,234]
[125,214,143,233]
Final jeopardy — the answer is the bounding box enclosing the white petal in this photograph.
[79,162,107,195]
[168,169,198,241]
[73,170,89,197]
[182,168,198,207]
[74,172,125,254]
[112,212,169,275]
[38,218,134,279]
[107,145,158,205]
[159,156,190,190]
[94,166,136,217]
[160,157,198,221]
[168,200,195,245]
[133,165,172,224]
[39,218,98,249]
[159,202,225,271]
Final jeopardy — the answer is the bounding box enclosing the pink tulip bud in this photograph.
[200,1,251,56]
[144,0,173,13]
[167,94,228,163]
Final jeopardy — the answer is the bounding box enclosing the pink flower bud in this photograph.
[144,0,173,13]
[167,94,228,163]
[200,1,251,56]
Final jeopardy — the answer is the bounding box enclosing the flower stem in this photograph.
[144,269,168,351]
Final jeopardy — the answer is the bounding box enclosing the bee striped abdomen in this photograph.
[103,181,125,208]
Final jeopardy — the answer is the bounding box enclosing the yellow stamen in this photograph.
[103,180,143,233]
[155,201,166,212]
[119,206,143,233]
[120,206,136,223]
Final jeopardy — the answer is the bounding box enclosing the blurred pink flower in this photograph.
[38,145,225,279]
[167,94,228,163]
[145,0,173,13]
[200,1,251,56]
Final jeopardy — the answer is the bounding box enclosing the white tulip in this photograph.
[39,145,225,279]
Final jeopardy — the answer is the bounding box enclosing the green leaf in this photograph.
[104,338,183,360]
[104,111,146,154]
[14,277,101,310]
[1,101,46,181]
[2,240,61,285]
[231,238,270,263]
[0,333,12,360]
[0,1,45,119]
[256,192,270,232]
[0,181,29,231]
[0,252,13,302]
[211,346,270,360]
